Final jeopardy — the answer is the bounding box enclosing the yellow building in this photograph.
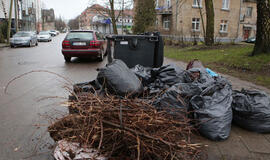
[155,0,257,42]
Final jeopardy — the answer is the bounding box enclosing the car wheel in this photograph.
[10,45,14,48]
[36,42,38,46]
[64,56,71,62]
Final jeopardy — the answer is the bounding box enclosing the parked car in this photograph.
[246,37,256,43]
[37,31,52,42]
[10,31,38,48]
[61,30,107,62]
[49,30,57,37]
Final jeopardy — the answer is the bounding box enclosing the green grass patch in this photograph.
[165,44,270,88]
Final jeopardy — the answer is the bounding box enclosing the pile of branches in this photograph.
[48,92,204,160]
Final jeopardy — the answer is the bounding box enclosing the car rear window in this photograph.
[66,32,94,40]
[14,32,31,37]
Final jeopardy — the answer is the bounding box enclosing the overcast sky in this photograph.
[42,0,104,20]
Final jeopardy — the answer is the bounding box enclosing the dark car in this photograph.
[246,37,256,43]
[61,30,107,62]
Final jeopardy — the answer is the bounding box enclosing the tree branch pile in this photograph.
[48,92,204,160]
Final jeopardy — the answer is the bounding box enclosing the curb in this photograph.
[0,44,9,48]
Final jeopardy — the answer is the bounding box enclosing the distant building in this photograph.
[42,8,55,31]
[79,4,105,30]
[21,0,42,31]
[240,0,257,40]
[79,4,134,34]
[154,0,257,42]
[0,0,22,32]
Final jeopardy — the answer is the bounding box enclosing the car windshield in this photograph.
[13,32,31,37]
[39,32,49,35]
[66,32,94,40]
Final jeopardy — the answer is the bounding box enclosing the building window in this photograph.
[165,0,171,8]
[220,20,228,33]
[156,0,159,8]
[163,17,170,30]
[222,0,230,10]
[193,0,202,8]
[192,18,200,31]
[246,7,253,17]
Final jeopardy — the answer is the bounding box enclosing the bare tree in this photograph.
[252,0,270,55]
[1,0,7,18]
[205,0,214,46]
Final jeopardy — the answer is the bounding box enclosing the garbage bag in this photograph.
[54,140,107,160]
[152,64,187,86]
[232,89,270,133]
[131,64,153,86]
[186,59,205,70]
[190,79,233,141]
[97,59,143,96]
[73,80,102,94]
[206,68,219,78]
[154,83,202,110]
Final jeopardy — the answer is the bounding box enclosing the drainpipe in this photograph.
[236,0,243,42]
[175,0,179,33]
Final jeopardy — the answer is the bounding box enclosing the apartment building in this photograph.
[156,0,257,42]
[0,0,43,31]
[41,8,55,30]
[79,4,134,34]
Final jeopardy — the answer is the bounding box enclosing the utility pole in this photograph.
[7,0,14,44]
[14,0,18,32]
[121,0,124,34]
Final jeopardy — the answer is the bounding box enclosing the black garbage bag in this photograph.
[73,80,102,94]
[97,59,143,96]
[190,79,233,141]
[154,83,202,110]
[232,89,270,133]
[187,68,216,88]
[131,65,153,86]
[152,64,187,86]
[147,64,192,94]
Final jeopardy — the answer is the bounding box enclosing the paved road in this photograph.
[0,34,107,160]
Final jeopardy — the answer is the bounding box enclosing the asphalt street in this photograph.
[0,34,107,160]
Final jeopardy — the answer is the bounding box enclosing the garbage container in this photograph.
[106,32,164,68]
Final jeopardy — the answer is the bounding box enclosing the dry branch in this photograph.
[48,92,204,160]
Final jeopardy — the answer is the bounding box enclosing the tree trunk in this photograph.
[205,0,215,46]
[252,0,270,55]
[109,0,118,34]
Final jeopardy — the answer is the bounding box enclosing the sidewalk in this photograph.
[165,58,270,160]
[0,43,9,48]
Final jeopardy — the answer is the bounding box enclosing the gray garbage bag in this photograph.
[154,83,202,110]
[152,64,187,86]
[131,65,153,86]
[190,79,233,141]
[73,80,102,94]
[97,60,143,96]
[232,89,270,133]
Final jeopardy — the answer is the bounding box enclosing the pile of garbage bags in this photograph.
[73,59,270,141]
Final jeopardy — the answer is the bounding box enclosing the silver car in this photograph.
[10,31,38,48]
[37,31,52,42]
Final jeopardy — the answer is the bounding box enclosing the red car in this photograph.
[62,30,107,62]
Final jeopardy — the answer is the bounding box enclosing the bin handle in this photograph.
[149,37,158,42]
